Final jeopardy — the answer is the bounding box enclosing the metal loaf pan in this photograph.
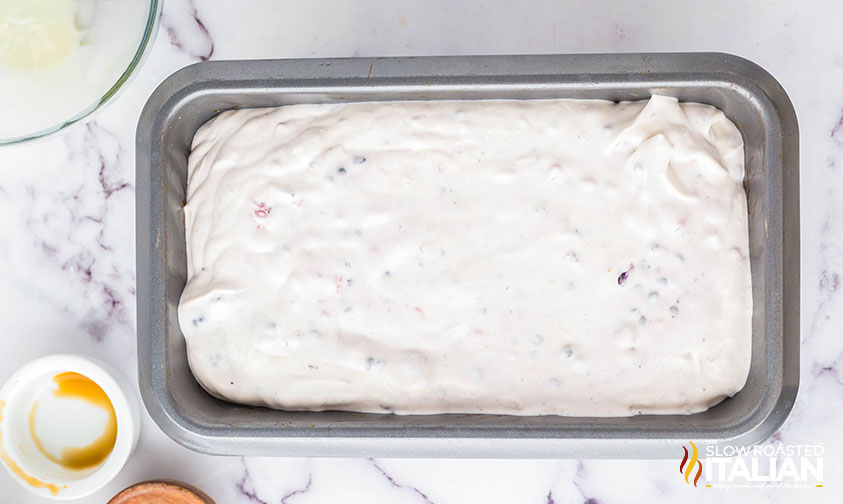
[136,53,799,458]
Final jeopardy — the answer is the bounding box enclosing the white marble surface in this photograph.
[0,0,841,502]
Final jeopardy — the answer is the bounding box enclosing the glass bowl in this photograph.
[0,0,161,145]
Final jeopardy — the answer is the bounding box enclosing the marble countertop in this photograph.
[1,0,840,502]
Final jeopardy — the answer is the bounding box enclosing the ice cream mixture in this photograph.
[178,96,752,416]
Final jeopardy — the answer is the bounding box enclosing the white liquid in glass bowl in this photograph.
[0,0,158,143]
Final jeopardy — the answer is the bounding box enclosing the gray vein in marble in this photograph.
[280,474,313,504]
[161,0,215,61]
[572,461,600,504]
[75,123,131,337]
[235,458,268,504]
[369,459,435,504]
[832,110,843,138]
[814,356,843,385]
[98,160,131,200]
[805,143,839,345]
[17,121,135,341]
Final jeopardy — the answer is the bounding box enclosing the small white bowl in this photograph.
[0,355,140,500]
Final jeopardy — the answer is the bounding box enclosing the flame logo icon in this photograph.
[680,441,703,487]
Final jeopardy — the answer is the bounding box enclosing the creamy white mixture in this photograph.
[179,96,752,416]
[0,0,149,139]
